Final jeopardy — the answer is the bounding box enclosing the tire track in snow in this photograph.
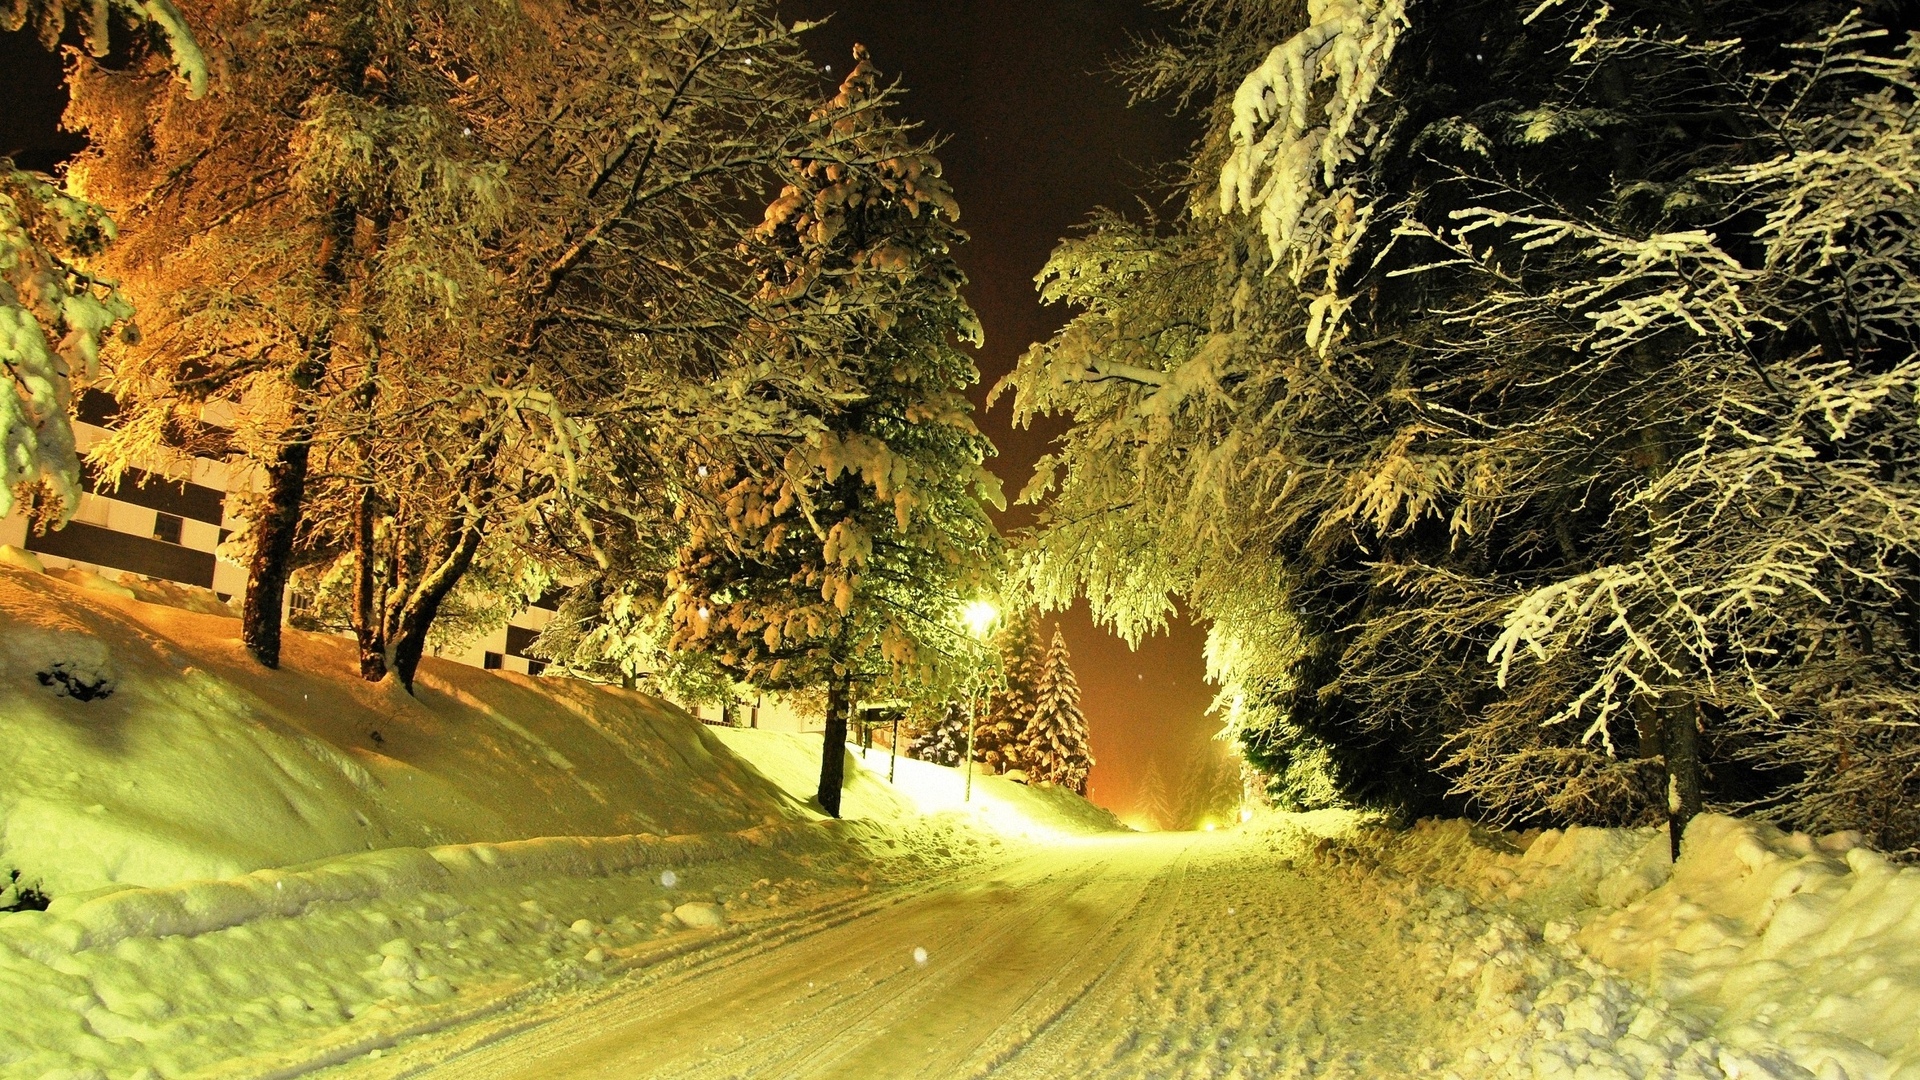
[416,841,1173,1079]
[333,829,1477,1080]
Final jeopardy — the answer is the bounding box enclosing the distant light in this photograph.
[962,600,998,639]
[1239,808,1253,823]
[1204,822,1217,832]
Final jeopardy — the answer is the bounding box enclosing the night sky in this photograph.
[1,2,1230,824]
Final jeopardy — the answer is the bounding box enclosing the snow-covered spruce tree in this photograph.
[975,606,1043,775]
[1457,13,1920,851]
[1005,0,1920,849]
[1024,626,1094,793]
[1132,756,1177,831]
[907,703,970,768]
[667,47,1003,817]
[0,0,203,525]
[67,0,508,673]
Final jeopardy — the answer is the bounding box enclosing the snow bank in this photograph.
[0,568,1042,1080]
[1578,815,1918,1079]
[1344,813,1918,1080]
[0,818,883,1080]
[0,566,809,898]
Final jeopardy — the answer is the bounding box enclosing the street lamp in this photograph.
[960,599,999,802]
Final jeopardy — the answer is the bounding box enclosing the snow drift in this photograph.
[0,563,811,899]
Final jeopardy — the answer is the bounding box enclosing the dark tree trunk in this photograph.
[388,515,487,693]
[351,488,385,681]
[1664,701,1704,860]
[239,197,355,669]
[818,672,850,817]
[240,426,313,668]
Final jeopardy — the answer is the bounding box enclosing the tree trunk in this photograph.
[818,671,850,818]
[351,488,386,681]
[388,515,488,693]
[239,197,355,669]
[240,423,313,668]
[1664,701,1704,860]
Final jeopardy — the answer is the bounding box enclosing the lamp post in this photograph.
[960,599,999,802]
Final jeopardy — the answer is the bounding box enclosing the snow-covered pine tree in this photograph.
[1132,757,1176,832]
[907,704,970,768]
[666,46,1003,817]
[1023,626,1093,793]
[0,0,203,525]
[1004,0,1920,851]
[975,607,1042,774]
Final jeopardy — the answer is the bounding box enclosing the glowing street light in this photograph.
[960,599,999,803]
[962,600,999,639]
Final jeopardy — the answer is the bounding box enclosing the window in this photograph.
[483,652,504,670]
[153,513,183,545]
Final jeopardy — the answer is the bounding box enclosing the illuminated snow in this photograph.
[0,567,1911,1079]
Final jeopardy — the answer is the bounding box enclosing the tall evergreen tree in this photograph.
[1024,626,1094,794]
[666,46,1003,817]
[1004,0,1920,850]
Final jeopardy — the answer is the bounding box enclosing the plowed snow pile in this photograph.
[1368,815,1920,1079]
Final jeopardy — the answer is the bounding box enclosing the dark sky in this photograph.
[778,1,1225,824]
[2,3,1232,825]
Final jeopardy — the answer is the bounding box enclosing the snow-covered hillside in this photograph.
[0,561,1037,1078]
[0,561,820,898]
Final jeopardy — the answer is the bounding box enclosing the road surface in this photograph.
[354,830,1470,1080]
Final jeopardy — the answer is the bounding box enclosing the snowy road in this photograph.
[367,830,1467,1080]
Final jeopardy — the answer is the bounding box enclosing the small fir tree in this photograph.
[1024,626,1094,793]
[1132,757,1176,832]
[975,608,1042,774]
[907,704,969,768]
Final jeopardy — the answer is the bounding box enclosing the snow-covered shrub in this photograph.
[0,868,49,912]
[14,627,117,701]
